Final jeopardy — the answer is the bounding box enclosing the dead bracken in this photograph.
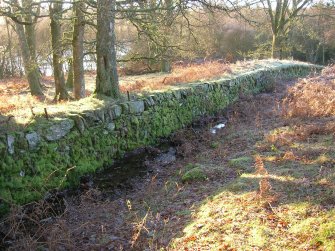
[2,70,335,250]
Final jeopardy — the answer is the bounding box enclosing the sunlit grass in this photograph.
[168,119,335,250]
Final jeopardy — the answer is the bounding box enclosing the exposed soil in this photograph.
[1,76,335,250]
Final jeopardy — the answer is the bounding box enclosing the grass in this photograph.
[2,62,334,250]
[166,74,334,250]
[228,156,254,173]
[181,166,207,183]
[170,130,335,250]
[165,74,335,250]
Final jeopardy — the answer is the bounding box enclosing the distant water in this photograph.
[40,60,97,77]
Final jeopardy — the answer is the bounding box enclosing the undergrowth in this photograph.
[283,65,335,118]
[120,60,232,92]
[2,63,334,250]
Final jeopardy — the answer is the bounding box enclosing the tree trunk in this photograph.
[23,0,37,61]
[160,0,173,73]
[15,22,44,96]
[66,58,74,89]
[72,1,86,99]
[5,19,15,77]
[322,44,325,65]
[50,2,69,101]
[12,0,43,96]
[95,0,121,99]
[161,58,171,73]
[271,33,277,59]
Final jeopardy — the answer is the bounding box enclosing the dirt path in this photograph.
[3,77,335,250]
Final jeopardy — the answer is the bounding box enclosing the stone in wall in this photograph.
[81,111,102,126]
[129,101,145,114]
[95,109,105,122]
[25,132,40,150]
[45,119,74,141]
[73,115,86,133]
[7,135,15,154]
[107,122,116,131]
[106,105,122,122]
[111,105,122,118]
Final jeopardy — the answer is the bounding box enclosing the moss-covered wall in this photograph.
[0,62,321,213]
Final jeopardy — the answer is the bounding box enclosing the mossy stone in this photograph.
[129,101,145,114]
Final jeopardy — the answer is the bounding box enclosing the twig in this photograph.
[131,208,150,248]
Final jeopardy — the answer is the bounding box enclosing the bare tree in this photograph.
[72,0,86,99]
[160,0,174,72]
[5,18,15,77]
[12,0,44,96]
[260,0,312,58]
[66,58,74,88]
[95,0,121,99]
[50,1,69,101]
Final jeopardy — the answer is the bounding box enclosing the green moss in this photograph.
[228,156,254,173]
[0,63,318,214]
[226,179,252,192]
[184,163,198,171]
[210,141,220,149]
[182,167,207,183]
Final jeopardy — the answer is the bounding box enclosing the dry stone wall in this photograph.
[0,61,322,213]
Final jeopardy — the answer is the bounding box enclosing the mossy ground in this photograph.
[3,75,334,250]
[181,164,207,182]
